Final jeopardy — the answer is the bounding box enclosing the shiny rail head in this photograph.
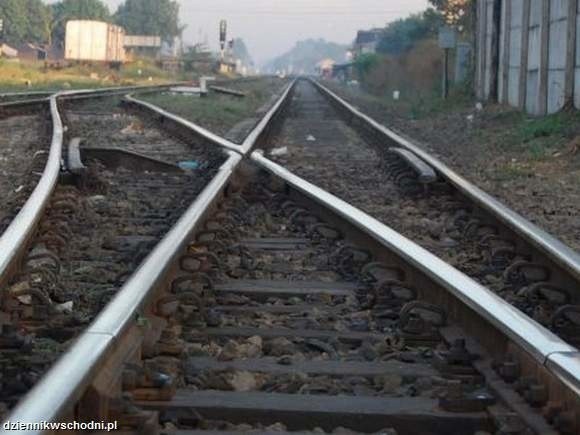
[126,79,297,157]
[250,150,580,397]
[0,94,64,287]
[124,93,242,153]
[545,352,580,397]
[239,79,297,154]
[57,83,181,99]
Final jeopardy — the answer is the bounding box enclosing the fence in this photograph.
[475,0,579,115]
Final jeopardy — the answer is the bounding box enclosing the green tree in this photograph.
[25,0,52,44]
[51,0,111,44]
[232,38,254,67]
[354,53,380,75]
[0,0,52,45]
[114,0,182,42]
[377,11,442,55]
[0,0,29,44]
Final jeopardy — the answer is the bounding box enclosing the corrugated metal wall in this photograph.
[476,0,579,115]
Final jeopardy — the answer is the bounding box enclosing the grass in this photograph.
[407,87,473,120]
[140,78,286,139]
[146,92,255,127]
[519,114,567,142]
[493,163,536,181]
[510,111,580,160]
[0,58,183,93]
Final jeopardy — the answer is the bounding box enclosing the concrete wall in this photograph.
[510,0,525,106]
[574,0,580,107]
[476,0,579,115]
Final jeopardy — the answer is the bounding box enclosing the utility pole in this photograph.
[443,48,450,99]
[219,20,227,61]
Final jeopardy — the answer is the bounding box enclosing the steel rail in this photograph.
[310,79,580,283]
[124,94,241,153]
[0,83,179,287]
[0,84,178,110]
[251,150,580,395]
[125,79,297,156]
[1,78,578,433]
[0,80,297,432]
[57,83,181,100]
[239,79,296,154]
[0,97,50,109]
[0,93,63,288]
[0,91,54,98]
[0,151,242,435]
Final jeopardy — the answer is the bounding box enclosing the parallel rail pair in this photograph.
[0,78,577,434]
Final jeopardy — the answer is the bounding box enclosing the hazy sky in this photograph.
[101,0,430,65]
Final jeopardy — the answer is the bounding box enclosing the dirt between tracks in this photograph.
[322,82,580,253]
[0,114,50,234]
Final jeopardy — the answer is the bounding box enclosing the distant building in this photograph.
[184,44,215,74]
[13,43,48,61]
[353,29,383,58]
[0,43,18,58]
[124,35,162,59]
[1,43,63,64]
[218,60,237,75]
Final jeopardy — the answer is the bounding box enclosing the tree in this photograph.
[376,11,442,55]
[0,0,52,45]
[0,0,29,44]
[266,39,348,75]
[428,0,472,30]
[232,38,254,67]
[114,0,182,42]
[25,0,52,44]
[51,0,111,44]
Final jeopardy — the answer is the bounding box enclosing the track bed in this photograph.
[127,181,512,434]
[0,97,224,414]
[1,83,577,435]
[269,80,580,348]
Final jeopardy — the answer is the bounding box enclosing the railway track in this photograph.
[267,79,580,349]
[0,78,578,434]
[0,91,225,411]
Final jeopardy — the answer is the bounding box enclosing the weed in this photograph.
[0,58,179,92]
[493,164,535,181]
[518,114,567,143]
[140,78,285,138]
[528,142,548,160]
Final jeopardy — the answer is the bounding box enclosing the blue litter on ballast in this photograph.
[178,161,201,170]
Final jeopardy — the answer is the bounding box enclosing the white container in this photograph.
[65,20,126,62]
